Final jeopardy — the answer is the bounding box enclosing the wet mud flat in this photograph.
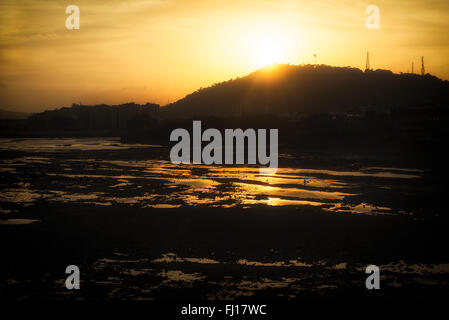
[1,205,448,300]
[0,138,448,300]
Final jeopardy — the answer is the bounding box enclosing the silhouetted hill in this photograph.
[161,64,449,120]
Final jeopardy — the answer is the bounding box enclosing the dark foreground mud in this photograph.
[1,205,448,300]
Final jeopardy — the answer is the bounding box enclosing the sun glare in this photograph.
[255,37,284,68]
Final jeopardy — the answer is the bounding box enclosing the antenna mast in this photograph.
[421,56,425,75]
[365,51,370,71]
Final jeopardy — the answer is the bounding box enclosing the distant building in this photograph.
[29,102,159,132]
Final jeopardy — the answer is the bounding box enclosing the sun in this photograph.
[255,37,284,68]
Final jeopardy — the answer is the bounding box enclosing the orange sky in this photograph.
[1,0,449,112]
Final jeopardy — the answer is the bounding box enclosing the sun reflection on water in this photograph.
[0,139,424,215]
